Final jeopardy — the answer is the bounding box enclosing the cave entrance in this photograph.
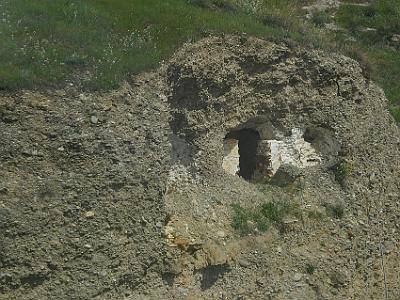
[223,129,260,180]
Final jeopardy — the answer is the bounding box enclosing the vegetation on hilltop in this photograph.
[336,0,400,120]
[0,0,399,120]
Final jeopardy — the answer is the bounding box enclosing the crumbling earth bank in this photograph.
[1,36,400,299]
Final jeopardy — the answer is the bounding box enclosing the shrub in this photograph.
[307,210,325,221]
[231,203,269,234]
[390,106,400,123]
[325,203,345,219]
[310,11,331,28]
[333,161,354,183]
[305,263,316,274]
[231,200,301,235]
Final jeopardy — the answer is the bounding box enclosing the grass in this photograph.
[305,263,316,274]
[325,202,345,219]
[231,200,302,235]
[0,0,302,90]
[307,209,325,221]
[333,161,354,184]
[0,0,327,90]
[1,0,399,122]
[336,0,400,43]
[335,0,400,121]
[310,10,332,28]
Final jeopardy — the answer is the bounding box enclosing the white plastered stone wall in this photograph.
[222,139,240,176]
[223,128,321,178]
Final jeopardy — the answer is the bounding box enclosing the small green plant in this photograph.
[231,200,301,235]
[307,210,325,221]
[231,203,269,234]
[333,161,354,183]
[188,0,237,13]
[310,11,331,28]
[325,203,345,219]
[305,263,316,275]
[390,106,400,123]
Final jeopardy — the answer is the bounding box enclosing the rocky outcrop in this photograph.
[1,36,399,299]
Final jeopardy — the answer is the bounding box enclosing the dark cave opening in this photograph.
[225,128,260,180]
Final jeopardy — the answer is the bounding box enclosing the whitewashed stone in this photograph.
[222,139,240,176]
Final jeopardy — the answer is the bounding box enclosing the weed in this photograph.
[307,210,325,221]
[333,161,354,183]
[231,200,301,235]
[231,203,269,234]
[325,203,345,219]
[310,11,331,28]
[188,0,237,13]
[305,263,316,274]
[390,106,400,123]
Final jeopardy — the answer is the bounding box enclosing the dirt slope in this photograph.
[1,36,399,299]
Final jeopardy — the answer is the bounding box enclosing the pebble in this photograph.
[176,287,188,294]
[293,273,302,282]
[239,259,252,268]
[216,230,226,238]
[156,222,162,228]
[48,132,58,139]
[256,277,267,286]
[90,116,98,124]
[84,211,95,218]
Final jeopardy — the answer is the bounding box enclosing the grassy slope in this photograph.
[335,0,400,120]
[0,0,399,120]
[0,0,323,90]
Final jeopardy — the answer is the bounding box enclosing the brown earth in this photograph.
[1,36,399,299]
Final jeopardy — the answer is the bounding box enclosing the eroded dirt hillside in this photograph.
[1,36,399,299]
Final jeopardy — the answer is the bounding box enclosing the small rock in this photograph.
[156,222,162,229]
[90,116,99,124]
[216,230,226,238]
[84,244,92,249]
[256,277,267,286]
[0,272,12,280]
[390,34,400,43]
[359,27,377,33]
[176,287,188,294]
[239,259,252,268]
[48,132,58,139]
[84,211,95,218]
[57,146,65,151]
[0,187,8,194]
[293,273,302,282]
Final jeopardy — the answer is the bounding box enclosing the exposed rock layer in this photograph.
[0,36,399,299]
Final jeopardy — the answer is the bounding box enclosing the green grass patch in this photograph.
[1,0,399,122]
[310,10,331,28]
[0,0,310,90]
[231,200,301,235]
[0,0,329,90]
[305,263,316,274]
[307,209,325,221]
[335,0,400,118]
[325,202,345,219]
[336,0,400,44]
[333,161,354,183]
